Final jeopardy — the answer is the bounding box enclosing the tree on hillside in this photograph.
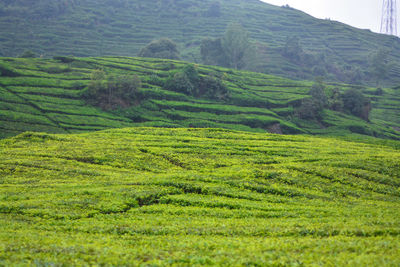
[200,38,226,67]
[138,38,180,60]
[342,89,371,121]
[201,24,254,70]
[370,49,391,86]
[221,23,253,70]
[328,87,344,112]
[296,79,327,120]
[283,36,302,63]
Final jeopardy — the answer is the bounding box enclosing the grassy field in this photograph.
[1,0,400,85]
[1,56,399,140]
[0,127,399,265]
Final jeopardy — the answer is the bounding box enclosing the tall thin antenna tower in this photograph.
[381,0,398,36]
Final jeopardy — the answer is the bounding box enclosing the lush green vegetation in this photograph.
[82,69,142,110]
[1,0,400,86]
[1,56,399,140]
[0,127,399,265]
[138,38,181,60]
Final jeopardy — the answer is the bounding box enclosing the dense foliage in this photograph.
[1,0,400,86]
[201,24,255,70]
[164,65,228,100]
[0,128,399,265]
[370,49,391,86]
[342,88,371,121]
[296,80,371,121]
[82,70,141,110]
[138,38,180,60]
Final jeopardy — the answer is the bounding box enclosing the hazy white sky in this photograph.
[261,0,388,33]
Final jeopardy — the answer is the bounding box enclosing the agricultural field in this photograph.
[0,127,399,265]
[1,0,400,85]
[1,56,399,140]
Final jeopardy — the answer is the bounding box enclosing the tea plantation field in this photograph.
[0,128,400,265]
[1,57,399,140]
[2,0,400,85]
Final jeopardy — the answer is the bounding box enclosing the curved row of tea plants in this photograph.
[0,128,399,265]
[0,56,399,140]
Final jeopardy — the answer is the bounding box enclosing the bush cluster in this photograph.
[138,38,180,60]
[297,80,371,121]
[82,70,141,110]
[164,65,228,100]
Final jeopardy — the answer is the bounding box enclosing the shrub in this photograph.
[296,79,327,120]
[83,70,141,110]
[163,65,228,100]
[147,74,165,87]
[138,38,180,60]
[198,75,229,100]
[164,72,194,95]
[19,50,36,58]
[296,98,321,120]
[342,89,371,121]
[328,88,344,112]
[309,79,327,109]
[53,56,75,63]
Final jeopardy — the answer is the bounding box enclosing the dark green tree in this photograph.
[342,89,371,121]
[221,23,252,70]
[296,98,321,120]
[85,69,107,100]
[138,38,180,60]
[200,24,254,70]
[370,49,391,86]
[328,87,344,112]
[200,38,226,66]
[283,36,302,63]
[309,78,328,110]
[296,79,327,120]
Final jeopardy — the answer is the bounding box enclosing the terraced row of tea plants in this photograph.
[2,0,400,85]
[0,128,399,265]
[1,56,399,140]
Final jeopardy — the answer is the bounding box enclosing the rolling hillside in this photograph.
[1,0,400,85]
[1,56,400,140]
[0,128,399,265]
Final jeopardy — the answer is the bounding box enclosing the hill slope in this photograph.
[1,0,400,85]
[1,56,400,140]
[0,128,399,265]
